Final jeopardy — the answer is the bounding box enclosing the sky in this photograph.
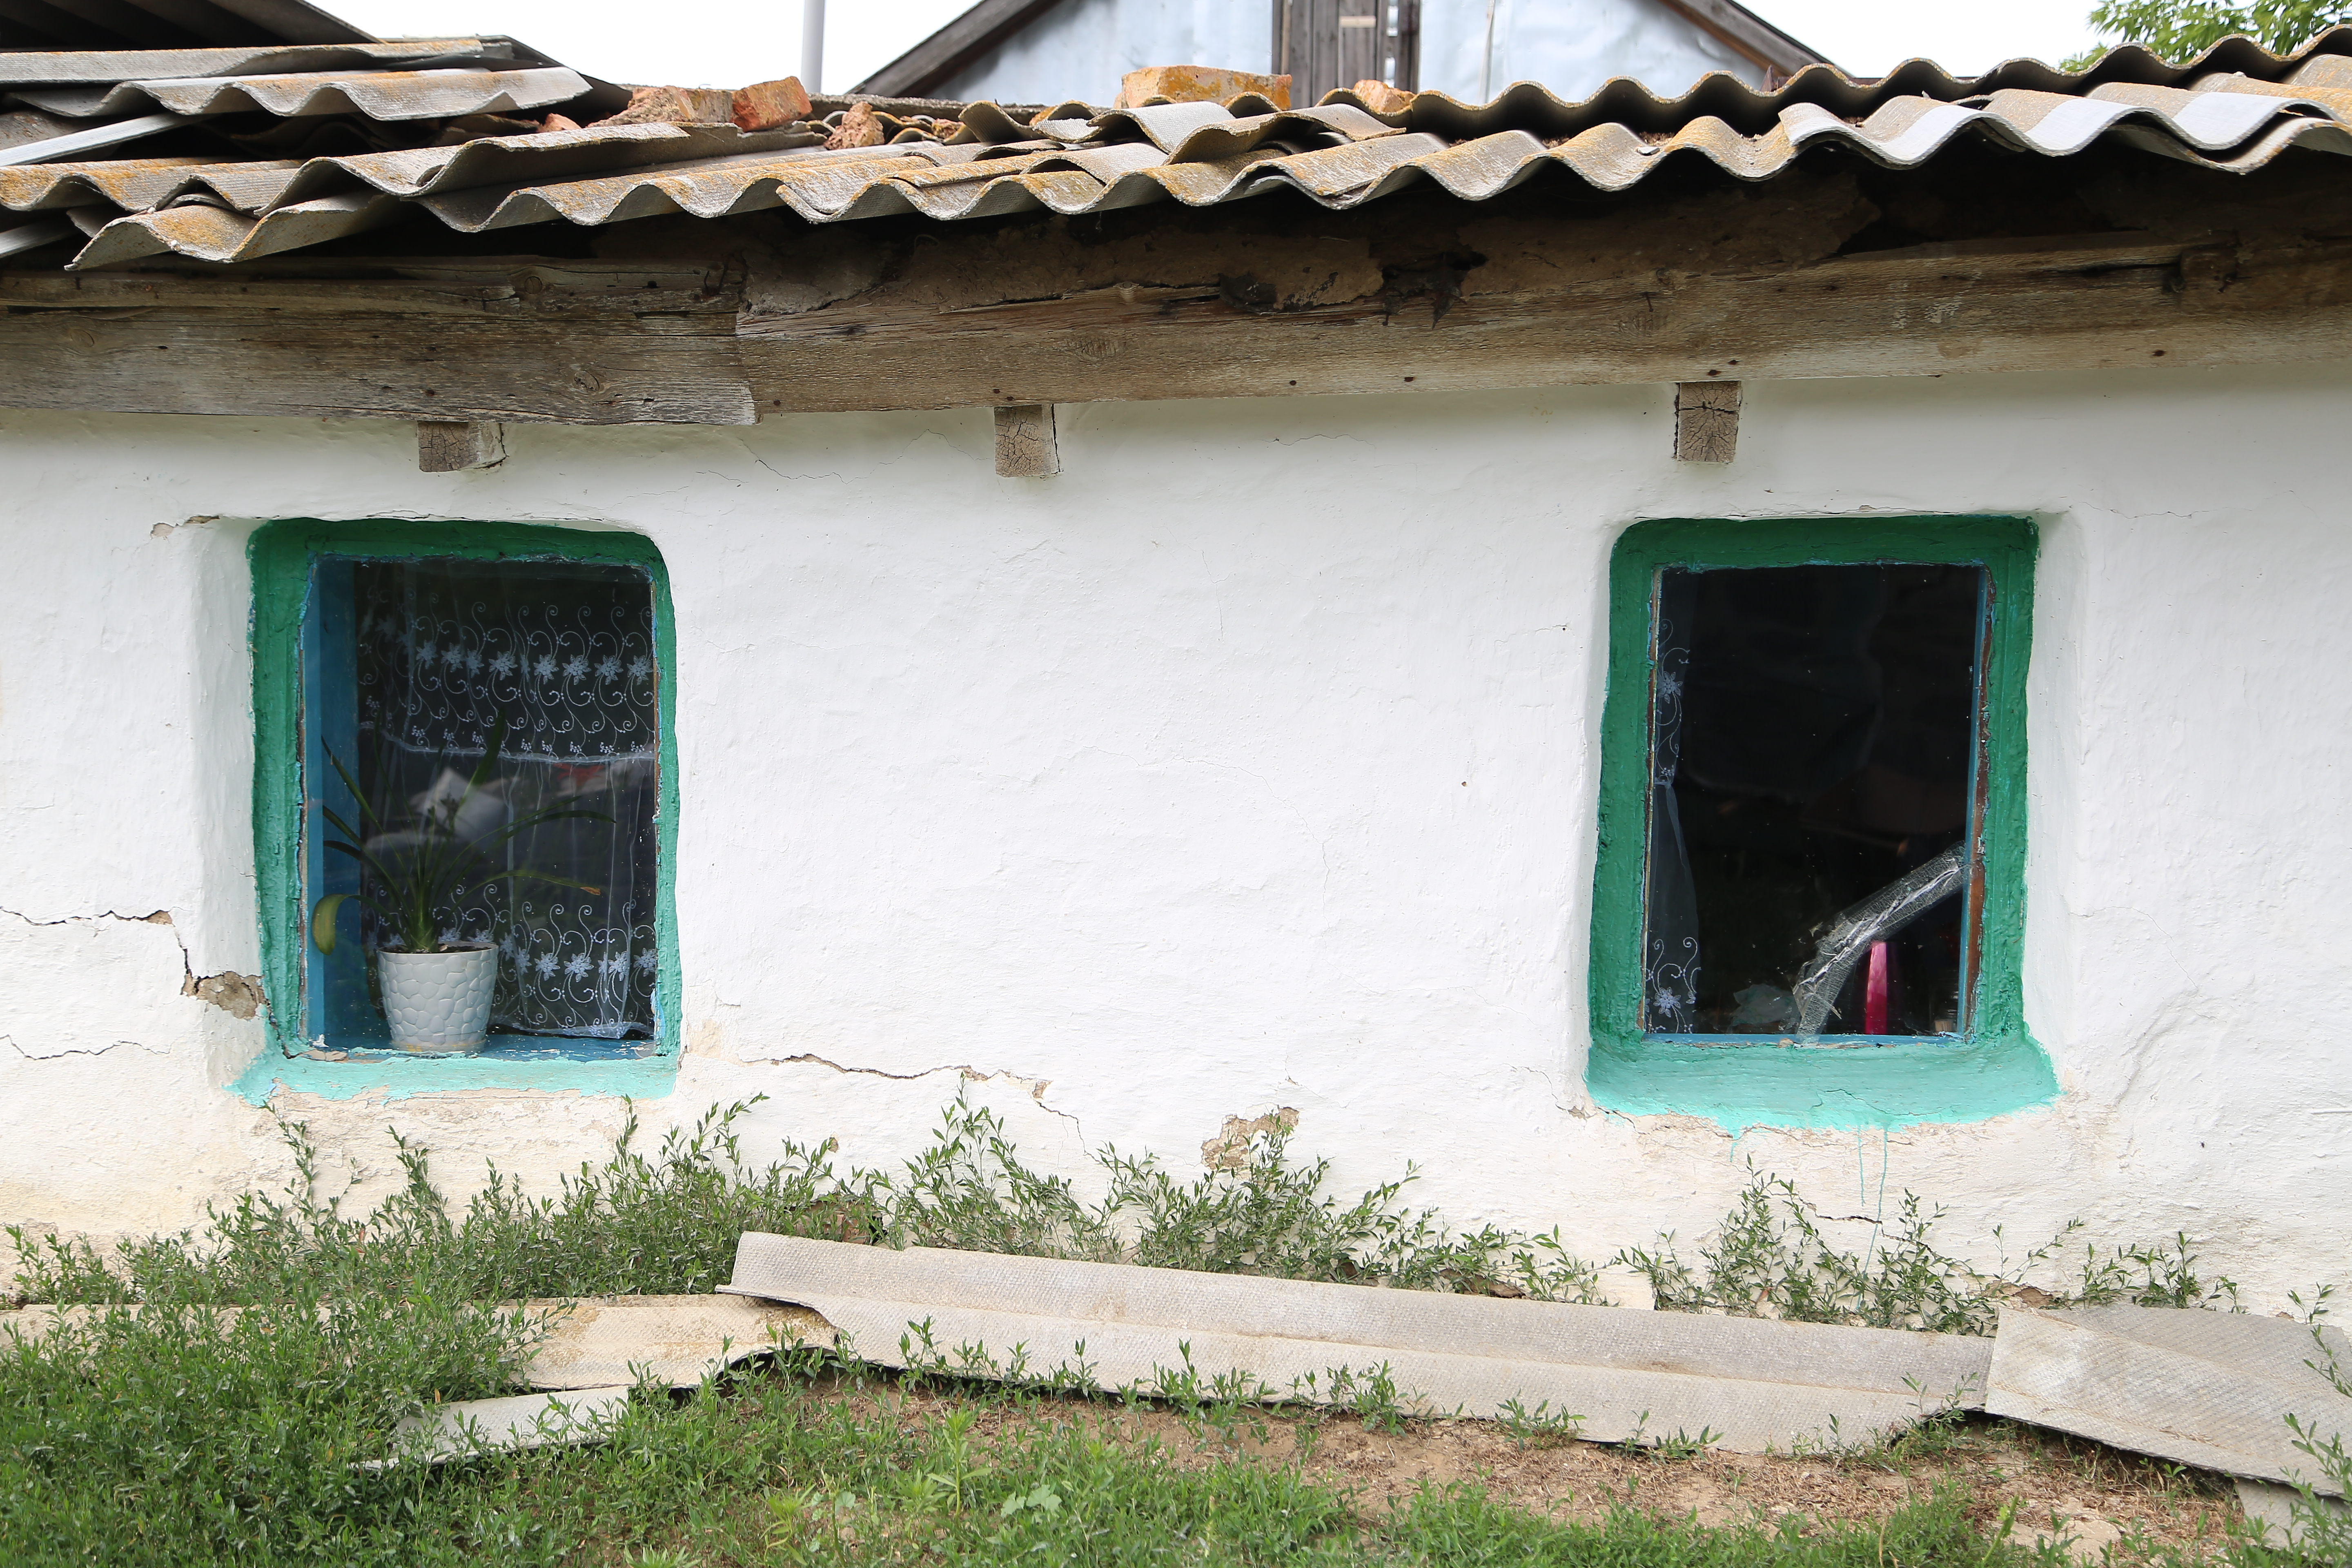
[325,0,2110,94]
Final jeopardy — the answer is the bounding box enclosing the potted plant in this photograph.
[310,722,606,1054]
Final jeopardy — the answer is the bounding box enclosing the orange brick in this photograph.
[1115,65,1292,111]
[732,76,813,132]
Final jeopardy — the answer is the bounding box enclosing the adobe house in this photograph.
[3,2,2350,1301]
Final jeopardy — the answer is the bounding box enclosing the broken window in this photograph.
[1641,561,1987,1040]
[300,553,666,1055]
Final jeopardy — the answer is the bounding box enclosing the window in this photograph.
[1586,519,2055,1128]
[246,522,679,1096]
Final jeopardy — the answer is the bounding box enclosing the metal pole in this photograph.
[802,0,825,94]
[1480,0,1497,101]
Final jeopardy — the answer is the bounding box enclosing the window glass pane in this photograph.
[1644,563,1982,1038]
[307,557,661,1046]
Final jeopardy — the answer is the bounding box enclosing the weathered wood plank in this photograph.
[0,307,755,424]
[417,419,506,470]
[992,403,1057,476]
[1674,381,1740,463]
[0,261,734,318]
[735,236,2352,412]
[3,235,2350,425]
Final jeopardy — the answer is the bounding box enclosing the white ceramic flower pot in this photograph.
[375,944,498,1054]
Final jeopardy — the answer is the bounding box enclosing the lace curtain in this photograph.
[1644,570,1703,1033]
[351,559,660,1039]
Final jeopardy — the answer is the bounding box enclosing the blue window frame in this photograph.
[241,521,682,1102]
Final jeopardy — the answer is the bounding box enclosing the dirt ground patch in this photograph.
[817,1383,2248,1561]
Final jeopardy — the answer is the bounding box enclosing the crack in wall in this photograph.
[0,904,173,927]
[0,904,264,1027]
[7,1034,157,1060]
[777,1053,1083,1138]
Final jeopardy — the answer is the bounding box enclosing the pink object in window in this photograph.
[1864,940,1892,1035]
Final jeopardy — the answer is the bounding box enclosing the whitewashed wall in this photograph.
[931,0,1758,108]
[2,365,2348,1305]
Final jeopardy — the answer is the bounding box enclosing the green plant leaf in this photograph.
[310,893,351,954]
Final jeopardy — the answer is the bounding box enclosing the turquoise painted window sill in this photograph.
[233,1036,681,1104]
[1584,1033,2057,1129]
[1586,515,2059,1130]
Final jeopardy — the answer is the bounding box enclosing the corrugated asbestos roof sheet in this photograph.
[11,25,2352,271]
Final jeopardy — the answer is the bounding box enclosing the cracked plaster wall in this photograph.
[0,368,2348,1301]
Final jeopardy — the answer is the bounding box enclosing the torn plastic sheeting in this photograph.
[1986,1305,2352,1493]
[383,1385,631,1466]
[520,1293,833,1390]
[718,1234,1991,1454]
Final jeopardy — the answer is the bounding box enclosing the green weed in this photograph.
[1615,1169,2241,1336]
[1496,1395,1584,1450]
[886,1100,1607,1302]
[0,1097,2327,1566]
[10,1100,872,1308]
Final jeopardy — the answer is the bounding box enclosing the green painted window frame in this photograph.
[239,519,683,1103]
[1586,516,2057,1129]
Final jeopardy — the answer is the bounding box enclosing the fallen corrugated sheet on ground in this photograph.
[2236,1479,2351,1548]
[379,1385,632,1466]
[520,1292,832,1389]
[0,1293,827,1392]
[1987,1304,2352,1493]
[717,1233,1990,1454]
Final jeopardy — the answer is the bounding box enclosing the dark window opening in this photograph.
[1643,563,1985,1038]
[302,556,662,1056]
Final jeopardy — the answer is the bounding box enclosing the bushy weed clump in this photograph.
[11,1104,869,1307]
[14,1101,2258,1338]
[1613,1171,2244,1336]
[880,1101,1603,1301]
[12,1097,1600,1312]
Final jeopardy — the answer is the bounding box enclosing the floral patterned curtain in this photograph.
[352,559,660,1039]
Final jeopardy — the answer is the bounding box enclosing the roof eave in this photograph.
[1653,0,1834,81]
[853,0,1071,99]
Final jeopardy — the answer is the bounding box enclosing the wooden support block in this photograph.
[1673,381,1741,463]
[993,403,1058,477]
[417,420,506,472]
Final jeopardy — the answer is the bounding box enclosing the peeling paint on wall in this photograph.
[187,972,263,1020]
[1202,1108,1300,1171]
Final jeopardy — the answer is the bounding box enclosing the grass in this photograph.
[0,1333,2244,1567]
[2,1099,2339,1565]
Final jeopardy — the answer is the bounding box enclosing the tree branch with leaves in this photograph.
[2070,0,2351,67]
